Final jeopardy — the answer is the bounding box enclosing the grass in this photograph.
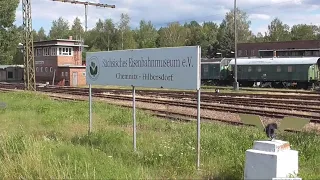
[0,91,319,179]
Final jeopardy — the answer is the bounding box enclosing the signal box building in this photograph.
[33,36,88,86]
[238,40,320,58]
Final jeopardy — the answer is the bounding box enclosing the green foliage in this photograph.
[49,17,71,39]
[2,6,320,65]
[0,91,319,179]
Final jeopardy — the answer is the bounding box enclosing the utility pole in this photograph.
[22,0,36,91]
[51,0,115,32]
[51,0,115,63]
[233,0,239,91]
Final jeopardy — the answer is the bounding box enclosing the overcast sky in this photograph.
[14,0,320,35]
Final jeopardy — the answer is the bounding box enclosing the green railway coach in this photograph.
[228,57,320,88]
[201,58,232,85]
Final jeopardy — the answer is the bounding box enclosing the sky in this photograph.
[14,0,320,36]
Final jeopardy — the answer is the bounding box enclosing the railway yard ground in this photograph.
[80,84,320,96]
[0,83,320,179]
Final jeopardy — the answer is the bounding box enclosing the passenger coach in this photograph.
[228,57,320,89]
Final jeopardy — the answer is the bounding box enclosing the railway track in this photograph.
[24,87,320,123]
[2,82,320,100]
[49,95,245,126]
[34,86,320,114]
[2,83,320,115]
[1,87,319,133]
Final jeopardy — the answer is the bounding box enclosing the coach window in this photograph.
[248,66,252,72]
[288,66,293,72]
[203,65,208,72]
[257,66,261,72]
[277,66,281,72]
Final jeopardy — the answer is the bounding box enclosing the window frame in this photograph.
[58,47,73,56]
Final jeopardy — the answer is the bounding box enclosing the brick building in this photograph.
[238,40,320,58]
[33,37,88,86]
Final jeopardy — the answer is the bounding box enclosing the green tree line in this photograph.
[2,0,320,65]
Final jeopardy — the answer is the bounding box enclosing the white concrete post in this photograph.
[244,140,301,180]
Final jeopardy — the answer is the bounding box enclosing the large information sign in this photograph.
[86,46,201,90]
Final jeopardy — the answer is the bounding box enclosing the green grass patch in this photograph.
[0,91,319,179]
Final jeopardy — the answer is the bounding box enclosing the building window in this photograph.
[36,67,39,72]
[51,47,57,56]
[7,72,13,79]
[45,67,48,72]
[238,50,242,56]
[251,50,255,56]
[36,48,42,56]
[43,47,50,56]
[58,47,73,56]
[277,66,281,72]
[288,66,293,72]
[41,67,43,72]
[82,72,86,76]
[65,72,68,77]
[50,67,53,72]
[248,66,252,72]
[62,72,64,76]
[245,50,248,56]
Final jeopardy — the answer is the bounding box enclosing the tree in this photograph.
[291,24,317,40]
[216,20,234,58]
[34,27,47,41]
[215,8,253,57]
[116,13,137,50]
[70,17,84,39]
[0,0,20,64]
[49,17,70,39]
[225,8,253,43]
[253,32,266,42]
[201,21,219,57]
[158,22,188,47]
[136,20,158,48]
[266,18,291,41]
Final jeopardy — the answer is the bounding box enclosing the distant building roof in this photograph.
[58,65,86,68]
[0,65,24,69]
[229,57,320,65]
[33,36,89,48]
[238,39,320,45]
[34,43,89,48]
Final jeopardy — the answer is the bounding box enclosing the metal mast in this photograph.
[233,0,239,91]
[51,0,116,32]
[22,0,36,91]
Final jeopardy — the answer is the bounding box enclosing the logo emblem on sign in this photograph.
[88,56,100,81]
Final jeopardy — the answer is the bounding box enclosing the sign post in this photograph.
[132,85,136,151]
[196,88,201,169]
[89,84,92,134]
[85,46,201,167]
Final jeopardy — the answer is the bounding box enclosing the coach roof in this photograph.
[229,57,320,65]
